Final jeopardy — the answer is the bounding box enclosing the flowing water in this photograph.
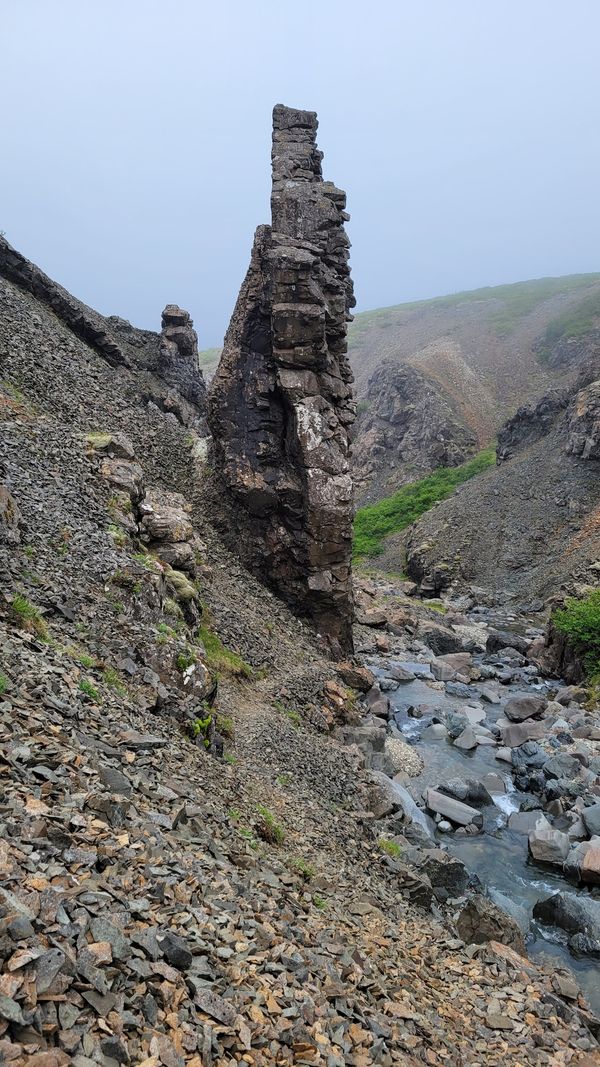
[370,643,600,1015]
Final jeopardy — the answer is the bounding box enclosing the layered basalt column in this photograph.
[159,305,206,409]
[208,105,356,652]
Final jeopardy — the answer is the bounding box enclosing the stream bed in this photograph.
[367,620,600,1015]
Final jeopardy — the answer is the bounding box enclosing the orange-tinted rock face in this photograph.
[209,105,356,652]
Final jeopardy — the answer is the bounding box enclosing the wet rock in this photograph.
[456,894,526,954]
[504,694,547,722]
[387,664,416,682]
[454,726,478,750]
[421,722,448,741]
[528,824,570,865]
[441,778,492,807]
[533,892,600,953]
[425,788,483,828]
[508,810,547,835]
[582,802,600,837]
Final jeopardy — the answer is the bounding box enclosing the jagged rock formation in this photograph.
[349,275,600,500]
[159,304,206,409]
[209,105,355,652]
[401,350,600,601]
[0,235,130,367]
[354,361,477,503]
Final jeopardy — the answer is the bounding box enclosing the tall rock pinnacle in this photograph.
[208,104,356,652]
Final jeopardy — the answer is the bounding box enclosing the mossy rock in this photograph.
[165,568,198,603]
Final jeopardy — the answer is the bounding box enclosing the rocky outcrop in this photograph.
[0,235,130,368]
[159,305,206,409]
[566,379,600,459]
[208,105,355,651]
[496,390,570,462]
[353,361,477,503]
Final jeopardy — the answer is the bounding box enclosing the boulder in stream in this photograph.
[425,788,483,828]
[504,694,547,722]
[528,823,570,866]
[456,893,526,954]
[533,892,600,957]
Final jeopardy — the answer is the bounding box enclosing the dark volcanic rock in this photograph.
[456,894,526,954]
[353,361,477,504]
[208,104,355,652]
[159,304,206,409]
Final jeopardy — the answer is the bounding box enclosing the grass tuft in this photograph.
[196,624,252,679]
[79,678,99,700]
[11,595,49,639]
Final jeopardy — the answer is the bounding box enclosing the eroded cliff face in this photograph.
[353,361,478,504]
[208,105,356,652]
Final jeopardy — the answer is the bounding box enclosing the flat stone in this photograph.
[480,688,501,705]
[528,824,570,865]
[504,694,547,722]
[454,727,478,750]
[501,719,546,747]
[508,810,548,835]
[425,788,483,827]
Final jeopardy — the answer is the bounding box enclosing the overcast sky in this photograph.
[3,1,600,346]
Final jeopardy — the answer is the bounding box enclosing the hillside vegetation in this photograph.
[353,446,496,560]
[349,273,600,504]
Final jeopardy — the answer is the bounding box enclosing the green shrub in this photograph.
[190,712,212,748]
[176,647,197,672]
[11,595,49,639]
[79,678,99,700]
[290,857,316,882]
[378,837,402,859]
[255,806,285,845]
[0,673,9,696]
[196,624,252,678]
[103,667,127,696]
[353,446,496,559]
[554,591,600,678]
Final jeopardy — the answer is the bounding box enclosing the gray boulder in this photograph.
[533,892,600,955]
[504,694,547,722]
[543,753,582,781]
[582,802,600,837]
[528,824,570,866]
[486,629,530,655]
[456,894,525,954]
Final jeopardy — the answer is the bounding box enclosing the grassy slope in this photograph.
[349,274,600,345]
[353,446,496,559]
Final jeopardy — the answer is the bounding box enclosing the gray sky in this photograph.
[3,1,600,346]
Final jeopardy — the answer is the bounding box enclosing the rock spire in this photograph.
[208,104,356,652]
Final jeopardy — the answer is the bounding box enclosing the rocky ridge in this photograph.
[399,348,600,601]
[208,105,356,653]
[350,276,600,503]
